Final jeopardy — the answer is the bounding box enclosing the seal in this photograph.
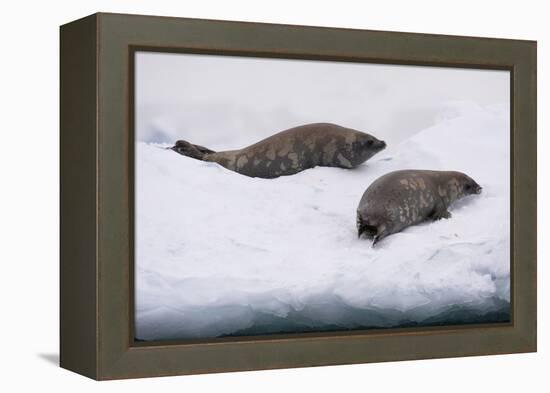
[171,123,386,178]
[356,170,482,245]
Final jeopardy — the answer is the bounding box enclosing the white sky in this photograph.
[135,51,509,149]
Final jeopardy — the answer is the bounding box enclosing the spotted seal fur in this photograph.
[357,170,482,245]
[171,123,386,178]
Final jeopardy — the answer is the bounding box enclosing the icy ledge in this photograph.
[135,103,510,340]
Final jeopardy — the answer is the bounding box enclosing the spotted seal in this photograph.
[356,170,482,245]
[171,123,386,178]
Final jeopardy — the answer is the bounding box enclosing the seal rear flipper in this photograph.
[192,144,216,155]
[357,220,389,246]
[357,217,388,244]
[172,140,212,160]
[357,214,379,239]
[358,224,379,239]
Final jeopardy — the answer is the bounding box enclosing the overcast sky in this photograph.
[135,51,509,150]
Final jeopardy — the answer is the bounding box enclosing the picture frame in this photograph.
[60,12,536,380]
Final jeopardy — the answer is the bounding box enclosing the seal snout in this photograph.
[465,180,482,195]
[364,138,386,154]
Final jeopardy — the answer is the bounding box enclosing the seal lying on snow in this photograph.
[171,123,386,178]
[357,170,482,245]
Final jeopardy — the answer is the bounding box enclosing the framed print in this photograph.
[60,12,536,380]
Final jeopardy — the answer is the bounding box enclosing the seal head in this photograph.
[350,133,387,166]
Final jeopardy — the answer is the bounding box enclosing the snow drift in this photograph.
[135,102,510,340]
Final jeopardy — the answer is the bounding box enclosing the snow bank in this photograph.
[135,102,510,340]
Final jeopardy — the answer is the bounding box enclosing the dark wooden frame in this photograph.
[60,12,537,380]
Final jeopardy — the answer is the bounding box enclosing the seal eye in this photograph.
[365,140,374,147]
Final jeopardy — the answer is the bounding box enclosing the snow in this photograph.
[135,102,510,340]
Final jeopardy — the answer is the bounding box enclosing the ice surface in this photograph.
[135,102,510,340]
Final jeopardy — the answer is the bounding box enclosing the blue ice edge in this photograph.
[135,296,510,341]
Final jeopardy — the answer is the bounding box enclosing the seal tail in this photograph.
[192,143,216,155]
[357,216,388,247]
[358,224,379,239]
[357,215,379,238]
[171,140,216,160]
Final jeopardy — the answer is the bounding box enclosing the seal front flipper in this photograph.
[431,201,452,220]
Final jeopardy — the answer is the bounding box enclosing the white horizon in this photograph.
[135,51,510,150]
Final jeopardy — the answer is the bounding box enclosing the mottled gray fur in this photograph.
[172,123,386,179]
[357,170,482,246]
